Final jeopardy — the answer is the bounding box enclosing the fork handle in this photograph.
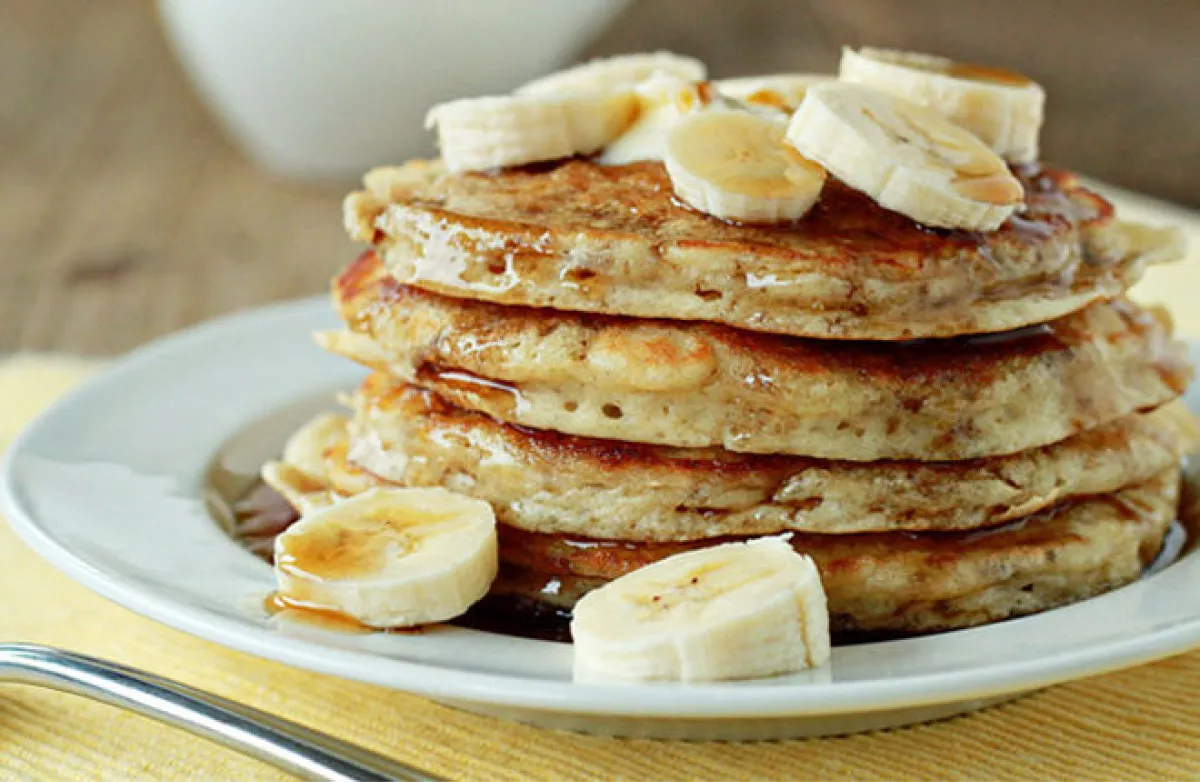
[0,643,440,781]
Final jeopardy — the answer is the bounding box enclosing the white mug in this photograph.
[157,0,630,180]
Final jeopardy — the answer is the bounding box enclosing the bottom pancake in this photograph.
[487,469,1179,635]
[262,424,1180,635]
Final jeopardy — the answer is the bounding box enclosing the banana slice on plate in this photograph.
[665,109,827,223]
[599,73,712,165]
[426,91,638,172]
[280,412,348,483]
[714,74,833,112]
[516,51,706,96]
[273,487,497,628]
[839,46,1045,163]
[571,538,830,683]
[261,461,339,517]
[259,412,348,515]
[786,82,1023,231]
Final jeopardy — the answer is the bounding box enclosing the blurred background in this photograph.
[3,0,1197,355]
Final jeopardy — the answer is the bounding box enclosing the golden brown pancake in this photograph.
[488,469,1180,635]
[265,385,1196,539]
[345,160,1179,340]
[321,251,1192,460]
[262,437,1181,636]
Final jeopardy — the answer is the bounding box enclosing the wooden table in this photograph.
[3,0,1197,355]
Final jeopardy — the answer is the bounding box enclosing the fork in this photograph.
[0,643,440,781]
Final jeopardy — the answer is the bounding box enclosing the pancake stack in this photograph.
[265,57,1195,640]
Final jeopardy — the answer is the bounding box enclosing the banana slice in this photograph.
[274,487,497,628]
[281,412,348,483]
[839,47,1045,163]
[516,51,706,96]
[1112,221,1186,267]
[786,82,1023,231]
[598,73,712,165]
[261,461,338,517]
[664,109,827,223]
[571,538,830,682]
[714,74,833,112]
[426,91,638,172]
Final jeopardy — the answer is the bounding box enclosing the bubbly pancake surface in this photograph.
[345,160,1178,340]
[324,251,1193,460]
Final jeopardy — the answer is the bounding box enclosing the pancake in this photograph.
[344,159,1180,340]
[320,252,1193,460]
[263,446,1181,635]
[490,469,1180,635]
[267,385,1196,539]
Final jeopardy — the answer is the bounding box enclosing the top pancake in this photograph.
[345,159,1179,340]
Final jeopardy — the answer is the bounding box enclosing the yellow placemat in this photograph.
[2,191,1200,781]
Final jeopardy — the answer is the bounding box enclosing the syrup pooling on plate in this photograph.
[262,591,434,635]
[233,482,299,559]
[263,591,371,634]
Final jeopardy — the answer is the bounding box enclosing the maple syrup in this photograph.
[415,364,528,415]
[945,61,1033,87]
[263,592,371,634]
[262,591,432,635]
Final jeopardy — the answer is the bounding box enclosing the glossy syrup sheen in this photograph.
[263,591,371,634]
[945,61,1033,87]
[343,249,1186,410]
[364,159,1128,342]
[274,503,456,582]
[262,592,431,636]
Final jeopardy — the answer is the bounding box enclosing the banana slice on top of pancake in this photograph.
[839,46,1045,163]
[665,109,827,222]
[516,51,706,96]
[599,73,714,165]
[427,91,638,172]
[571,537,830,682]
[713,73,834,112]
[786,82,1024,230]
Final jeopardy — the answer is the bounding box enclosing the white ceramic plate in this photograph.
[4,298,1200,740]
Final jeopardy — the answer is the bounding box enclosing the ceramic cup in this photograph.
[157,0,630,180]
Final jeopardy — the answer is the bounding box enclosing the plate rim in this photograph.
[4,296,1200,719]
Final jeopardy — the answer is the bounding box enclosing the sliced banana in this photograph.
[786,82,1023,231]
[714,74,834,113]
[274,487,497,628]
[426,91,638,172]
[664,109,827,223]
[281,412,348,483]
[261,461,338,517]
[598,73,712,165]
[839,47,1045,163]
[571,538,830,683]
[516,51,706,96]
[1111,221,1186,267]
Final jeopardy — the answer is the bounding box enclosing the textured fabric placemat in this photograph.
[1,191,1199,780]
